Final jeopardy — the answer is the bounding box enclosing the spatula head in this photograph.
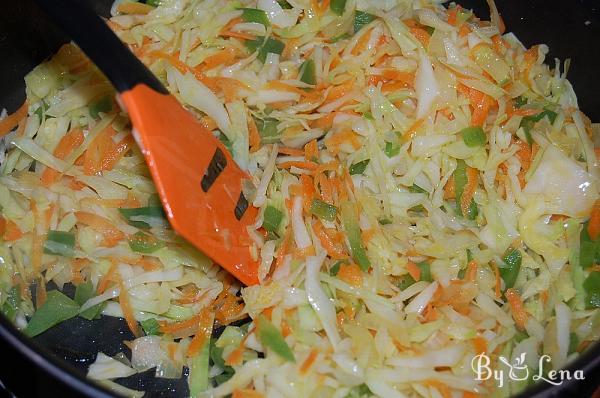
[121,84,259,285]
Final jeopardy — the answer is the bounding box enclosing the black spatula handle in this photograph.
[33,0,167,94]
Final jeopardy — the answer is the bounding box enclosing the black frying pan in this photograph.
[1,0,600,397]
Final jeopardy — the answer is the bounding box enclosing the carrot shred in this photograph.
[492,263,501,298]
[100,135,135,171]
[186,307,214,357]
[587,199,600,240]
[351,28,372,56]
[226,333,250,366]
[465,260,478,282]
[74,211,125,246]
[4,220,23,241]
[0,217,5,237]
[220,31,256,40]
[472,336,487,354]
[447,7,459,26]
[0,101,28,138]
[83,125,116,176]
[407,261,421,281]
[409,27,430,47]
[97,260,117,294]
[248,114,261,152]
[401,118,424,142]
[116,1,154,14]
[460,167,479,217]
[313,221,346,259]
[35,278,47,309]
[278,160,319,171]
[337,263,363,287]
[505,288,529,330]
[199,47,237,71]
[300,348,319,375]
[232,389,264,398]
[41,128,85,186]
[118,277,141,337]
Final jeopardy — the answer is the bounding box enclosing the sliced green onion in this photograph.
[141,318,162,336]
[514,330,529,343]
[454,159,477,220]
[128,231,164,254]
[397,274,416,290]
[145,0,161,6]
[218,132,233,153]
[24,290,80,337]
[89,95,112,119]
[520,109,558,146]
[43,230,76,257]
[514,96,527,108]
[147,193,162,207]
[277,0,292,8]
[1,286,21,322]
[330,0,347,15]
[583,272,600,309]
[119,206,166,229]
[500,248,522,290]
[299,59,316,85]
[378,218,392,225]
[354,10,376,33]
[363,111,374,120]
[349,159,369,175]
[460,126,487,147]
[408,184,427,194]
[255,117,280,144]
[262,205,283,233]
[34,101,49,122]
[330,260,345,276]
[188,338,210,395]
[74,281,104,320]
[246,37,285,63]
[331,33,351,43]
[310,199,338,222]
[416,261,432,282]
[579,221,600,268]
[384,141,400,158]
[341,201,371,271]
[210,339,235,383]
[257,315,295,362]
[240,8,270,26]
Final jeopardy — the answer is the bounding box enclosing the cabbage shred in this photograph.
[0,0,599,397]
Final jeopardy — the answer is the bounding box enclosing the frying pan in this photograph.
[0,0,599,397]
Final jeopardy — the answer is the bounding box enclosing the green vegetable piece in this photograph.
[424,26,435,36]
[514,330,529,343]
[331,33,351,43]
[568,332,579,354]
[189,338,210,395]
[341,201,371,271]
[299,59,317,85]
[397,274,416,290]
[147,193,162,207]
[209,339,235,383]
[74,281,104,320]
[240,8,270,26]
[246,37,285,63]
[219,132,234,152]
[330,260,346,276]
[146,0,161,6]
[583,272,600,309]
[257,315,295,362]
[24,290,80,337]
[141,318,162,336]
[128,231,164,254]
[277,0,292,9]
[579,221,598,269]
[349,159,369,175]
[354,10,376,33]
[262,205,283,233]
[500,248,522,290]
[514,96,527,108]
[1,286,21,322]
[119,206,166,229]
[255,117,280,144]
[460,126,487,147]
[378,218,392,225]
[384,141,400,158]
[520,109,558,146]
[89,95,112,119]
[408,184,427,194]
[43,230,76,257]
[310,199,338,222]
[362,111,374,120]
[454,159,478,220]
[34,101,49,122]
[346,383,372,398]
[416,261,432,282]
[330,0,347,15]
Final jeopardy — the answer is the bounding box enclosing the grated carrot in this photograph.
[74,211,124,247]
[41,128,85,186]
[0,101,28,137]
[118,277,141,337]
[337,263,363,287]
[4,220,23,241]
[278,160,319,171]
[220,30,256,40]
[492,263,501,298]
[300,348,319,375]
[232,389,264,398]
[505,288,529,330]
[266,81,308,97]
[407,261,421,281]
[351,28,372,55]
[100,135,135,171]
[248,114,261,152]
[472,336,487,354]
[97,260,117,294]
[304,139,319,162]
[460,167,478,218]
[313,221,346,259]
[199,47,237,71]
[278,146,305,156]
[186,307,214,357]
[465,260,478,282]
[226,333,250,366]
[83,125,116,176]
[116,1,154,14]
[401,118,424,142]
[587,199,600,240]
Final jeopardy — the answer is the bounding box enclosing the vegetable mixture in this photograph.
[1,0,599,397]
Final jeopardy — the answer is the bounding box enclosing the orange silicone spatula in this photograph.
[34,0,259,285]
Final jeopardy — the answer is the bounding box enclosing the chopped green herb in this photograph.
[460,126,487,147]
[128,231,165,254]
[24,290,80,337]
[89,95,112,119]
[245,37,285,63]
[520,109,558,145]
[240,8,270,26]
[500,248,522,290]
[330,0,347,15]
[346,383,372,398]
[397,274,416,290]
[354,11,376,33]
[299,59,316,85]
[147,193,162,207]
[277,0,292,8]
[408,184,427,194]
[43,230,76,257]
[141,318,162,336]
[310,199,338,222]
[119,206,167,229]
[330,260,346,276]
[74,281,104,320]
[262,205,283,233]
[384,141,400,158]
[349,159,369,175]
[416,261,432,282]
[257,315,295,362]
